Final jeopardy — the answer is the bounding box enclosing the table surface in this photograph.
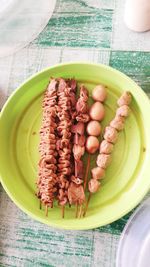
[0,1,150,266]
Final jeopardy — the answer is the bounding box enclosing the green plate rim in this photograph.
[1,61,150,230]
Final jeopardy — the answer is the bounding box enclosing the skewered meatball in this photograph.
[96,154,111,169]
[91,167,105,180]
[110,116,125,131]
[116,105,130,117]
[86,121,101,136]
[89,102,105,121]
[92,85,107,102]
[117,91,132,107]
[86,136,99,154]
[104,126,118,144]
[99,140,113,154]
[84,91,132,216]
[88,179,100,193]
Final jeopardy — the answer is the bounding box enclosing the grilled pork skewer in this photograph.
[56,78,77,217]
[37,79,58,215]
[68,85,90,217]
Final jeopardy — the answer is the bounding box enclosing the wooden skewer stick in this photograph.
[79,202,86,218]
[78,204,83,218]
[77,154,90,218]
[75,202,79,218]
[83,193,91,217]
[45,205,48,217]
[74,157,79,218]
[39,200,42,210]
[83,154,91,191]
[62,206,65,218]
[75,160,78,177]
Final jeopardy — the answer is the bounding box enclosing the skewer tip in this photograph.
[83,193,91,217]
[45,205,48,217]
[78,204,83,218]
[75,202,79,218]
[62,206,65,218]
[83,154,91,191]
[39,200,42,210]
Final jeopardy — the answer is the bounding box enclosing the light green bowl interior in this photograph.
[1,62,150,230]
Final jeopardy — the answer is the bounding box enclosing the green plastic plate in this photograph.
[1,62,150,230]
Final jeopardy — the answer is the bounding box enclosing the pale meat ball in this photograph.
[117,91,132,107]
[116,105,130,117]
[92,84,107,102]
[110,116,125,131]
[86,121,101,136]
[88,179,100,193]
[96,153,111,169]
[104,126,118,144]
[86,136,99,154]
[91,167,105,180]
[89,102,105,121]
[99,140,114,154]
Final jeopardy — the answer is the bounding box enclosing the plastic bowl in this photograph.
[116,196,150,267]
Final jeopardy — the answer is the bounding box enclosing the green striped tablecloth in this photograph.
[0,1,150,266]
